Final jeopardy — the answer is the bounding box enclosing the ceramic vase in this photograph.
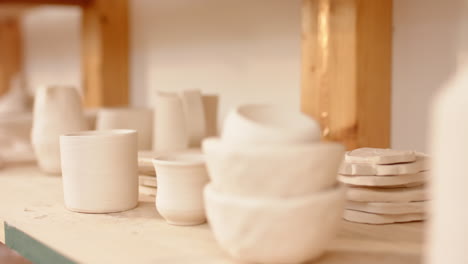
[204,183,345,263]
[153,92,188,152]
[222,104,321,145]
[426,60,468,264]
[96,107,153,150]
[152,151,208,225]
[31,86,87,174]
[179,89,206,147]
[202,94,219,137]
[60,130,138,213]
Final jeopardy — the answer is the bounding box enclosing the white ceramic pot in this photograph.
[31,86,87,174]
[222,104,321,144]
[153,92,189,152]
[152,151,208,225]
[179,89,206,147]
[202,94,219,137]
[60,130,138,213]
[204,183,345,263]
[202,138,344,197]
[96,107,153,150]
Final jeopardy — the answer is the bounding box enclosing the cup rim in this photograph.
[98,107,152,113]
[152,150,204,167]
[61,129,137,138]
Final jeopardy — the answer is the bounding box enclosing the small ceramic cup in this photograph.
[153,92,189,152]
[222,104,321,145]
[204,183,346,263]
[96,107,153,150]
[60,129,138,213]
[152,151,208,225]
[179,89,206,147]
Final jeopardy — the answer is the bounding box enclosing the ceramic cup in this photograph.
[203,137,344,197]
[96,107,153,150]
[60,130,138,213]
[152,151,208,225]
[179,89,206,147]
[153,92,189,152]
[222,104,321,145]
[31,85,88,174]
[202,94,219,137]
[204,183,346,263]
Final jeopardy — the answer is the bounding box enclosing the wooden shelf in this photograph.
[0,164,423,264]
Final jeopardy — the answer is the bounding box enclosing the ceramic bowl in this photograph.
[96,107,153,150]
[60,129,138,213]
[152,151,209,226]
[202,138,345,197]
[204,183,346,263]
[221,104,321,144]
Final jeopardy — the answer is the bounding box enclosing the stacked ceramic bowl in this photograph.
[338,148,430,224]
[203,104,346,263]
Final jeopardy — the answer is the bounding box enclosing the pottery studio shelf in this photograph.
[0,164,423,264]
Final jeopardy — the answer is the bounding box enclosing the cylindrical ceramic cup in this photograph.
[153,92,189,152]
[179,89,206,147]
[96,107,153,150]
[60,129,138,213]
[152,151,208,225]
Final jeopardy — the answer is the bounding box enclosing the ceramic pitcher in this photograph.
[31,86,88,174]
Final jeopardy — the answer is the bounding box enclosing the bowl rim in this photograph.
[204,183,346,207]
[61,129,137,138]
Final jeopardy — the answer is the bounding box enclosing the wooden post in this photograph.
[0,16,23,96]
[81,0,129,107]
[301,0,392,150]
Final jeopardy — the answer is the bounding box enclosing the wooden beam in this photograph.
[0,16,23,96]
[0,0,88,6]
[301,0,392,150]
[81,0,129,107]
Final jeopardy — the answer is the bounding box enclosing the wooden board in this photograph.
[0,0,87,5]
[81,0,129,107]
[301,0,392,150]
[0,165,423,264]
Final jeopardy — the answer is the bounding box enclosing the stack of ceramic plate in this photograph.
[338,148,430,224]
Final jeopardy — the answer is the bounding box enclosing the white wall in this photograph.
[21,6,81,94]
[20,1,468,151]
[130,0,301,123]
[392,0,466,152]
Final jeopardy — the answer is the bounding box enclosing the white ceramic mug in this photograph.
[153,92,189,152]
[60,130,138,213]
[31,85,88,174]
[96,107,153,150]
[152,151,208,225]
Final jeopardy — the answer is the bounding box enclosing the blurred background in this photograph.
[0,0,466,152]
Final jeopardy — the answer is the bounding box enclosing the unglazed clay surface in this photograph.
[179,89,206,147]
[344,210,425,224]
[31,86,88,174]
[346,185,427,202]
[60,130,139,213]
[339,153,429,176]
[204,183,345,264]
[153,152,209,226]
[221,104,321,144]
[346,201,427,214]
[338,172,427,187]
[153,92,189,152]
[203,138,344,197]
[345,148,416,165]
